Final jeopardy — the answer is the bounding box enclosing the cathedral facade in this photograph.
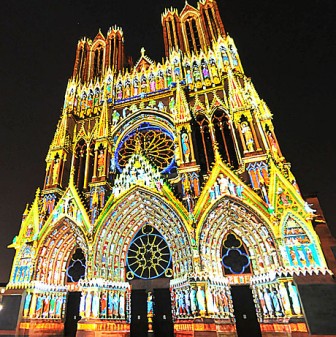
[2,1,336,337]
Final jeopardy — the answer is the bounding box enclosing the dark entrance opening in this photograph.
[64,291,81,337]
[230,285,262,337]
[129,279,174,337]
[153,288,174,337]
[130,289,148,337]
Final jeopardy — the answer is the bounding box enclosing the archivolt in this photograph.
[35,217,88,286]
[93,188,193,281]
[199,197,279,277]
[112,110,176,147]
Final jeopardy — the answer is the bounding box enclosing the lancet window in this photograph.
[194,114,214,173]
[77,45,87,82]
[73,140,95,190]
[203,6,219,41]
[92,45,104,79]
[213,110,238,167]
[184,17,202,54]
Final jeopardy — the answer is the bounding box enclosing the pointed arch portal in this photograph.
[199,197,279,280]
[35,218,88,286]
[94,188,193,281]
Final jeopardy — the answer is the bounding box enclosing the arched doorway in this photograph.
[198,197,279,336]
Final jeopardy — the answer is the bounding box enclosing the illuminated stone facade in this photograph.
[2,1,335,336]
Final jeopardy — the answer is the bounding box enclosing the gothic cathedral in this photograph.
[2,1,336,337]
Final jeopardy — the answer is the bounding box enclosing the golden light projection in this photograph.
[3,1,333,337]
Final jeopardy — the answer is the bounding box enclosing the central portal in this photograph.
[129,279,174,337]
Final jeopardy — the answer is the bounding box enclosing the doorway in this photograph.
[230,285,262,337]
[64,291,81,337]
[153,288,174,337]
[130,286,174,337]
[130,289,148,337]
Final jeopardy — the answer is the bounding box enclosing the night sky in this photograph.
[1,0,335,283]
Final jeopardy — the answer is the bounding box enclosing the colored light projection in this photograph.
[200,199,279,278]
[12,245,33,284]
[282,216,320,268]
[94,190,193,282]
[126,225,172,279]
[79,281,128,320]
[115,125,176,174]
[253,279,303,320]
[4,1,333,337]
[22,287,66,319]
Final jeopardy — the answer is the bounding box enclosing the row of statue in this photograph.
[209,174,244,200]
[12,265,31,284]
[286,245,318,268]
[23,292,66,319]
[79,289,126,319]
[255,281,302,318]
[21,281,301,321]
[66,43,239,116]
[172,285,232,318]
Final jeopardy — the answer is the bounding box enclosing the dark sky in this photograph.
[1,0,335,283]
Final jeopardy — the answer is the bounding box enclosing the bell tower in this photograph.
[73,26,125,82]
[162,0,226,56]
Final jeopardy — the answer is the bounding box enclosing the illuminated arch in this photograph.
[35,217,88,286]
[113,110,175,141]
[199,197,279,278]
[93,187,193,281]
